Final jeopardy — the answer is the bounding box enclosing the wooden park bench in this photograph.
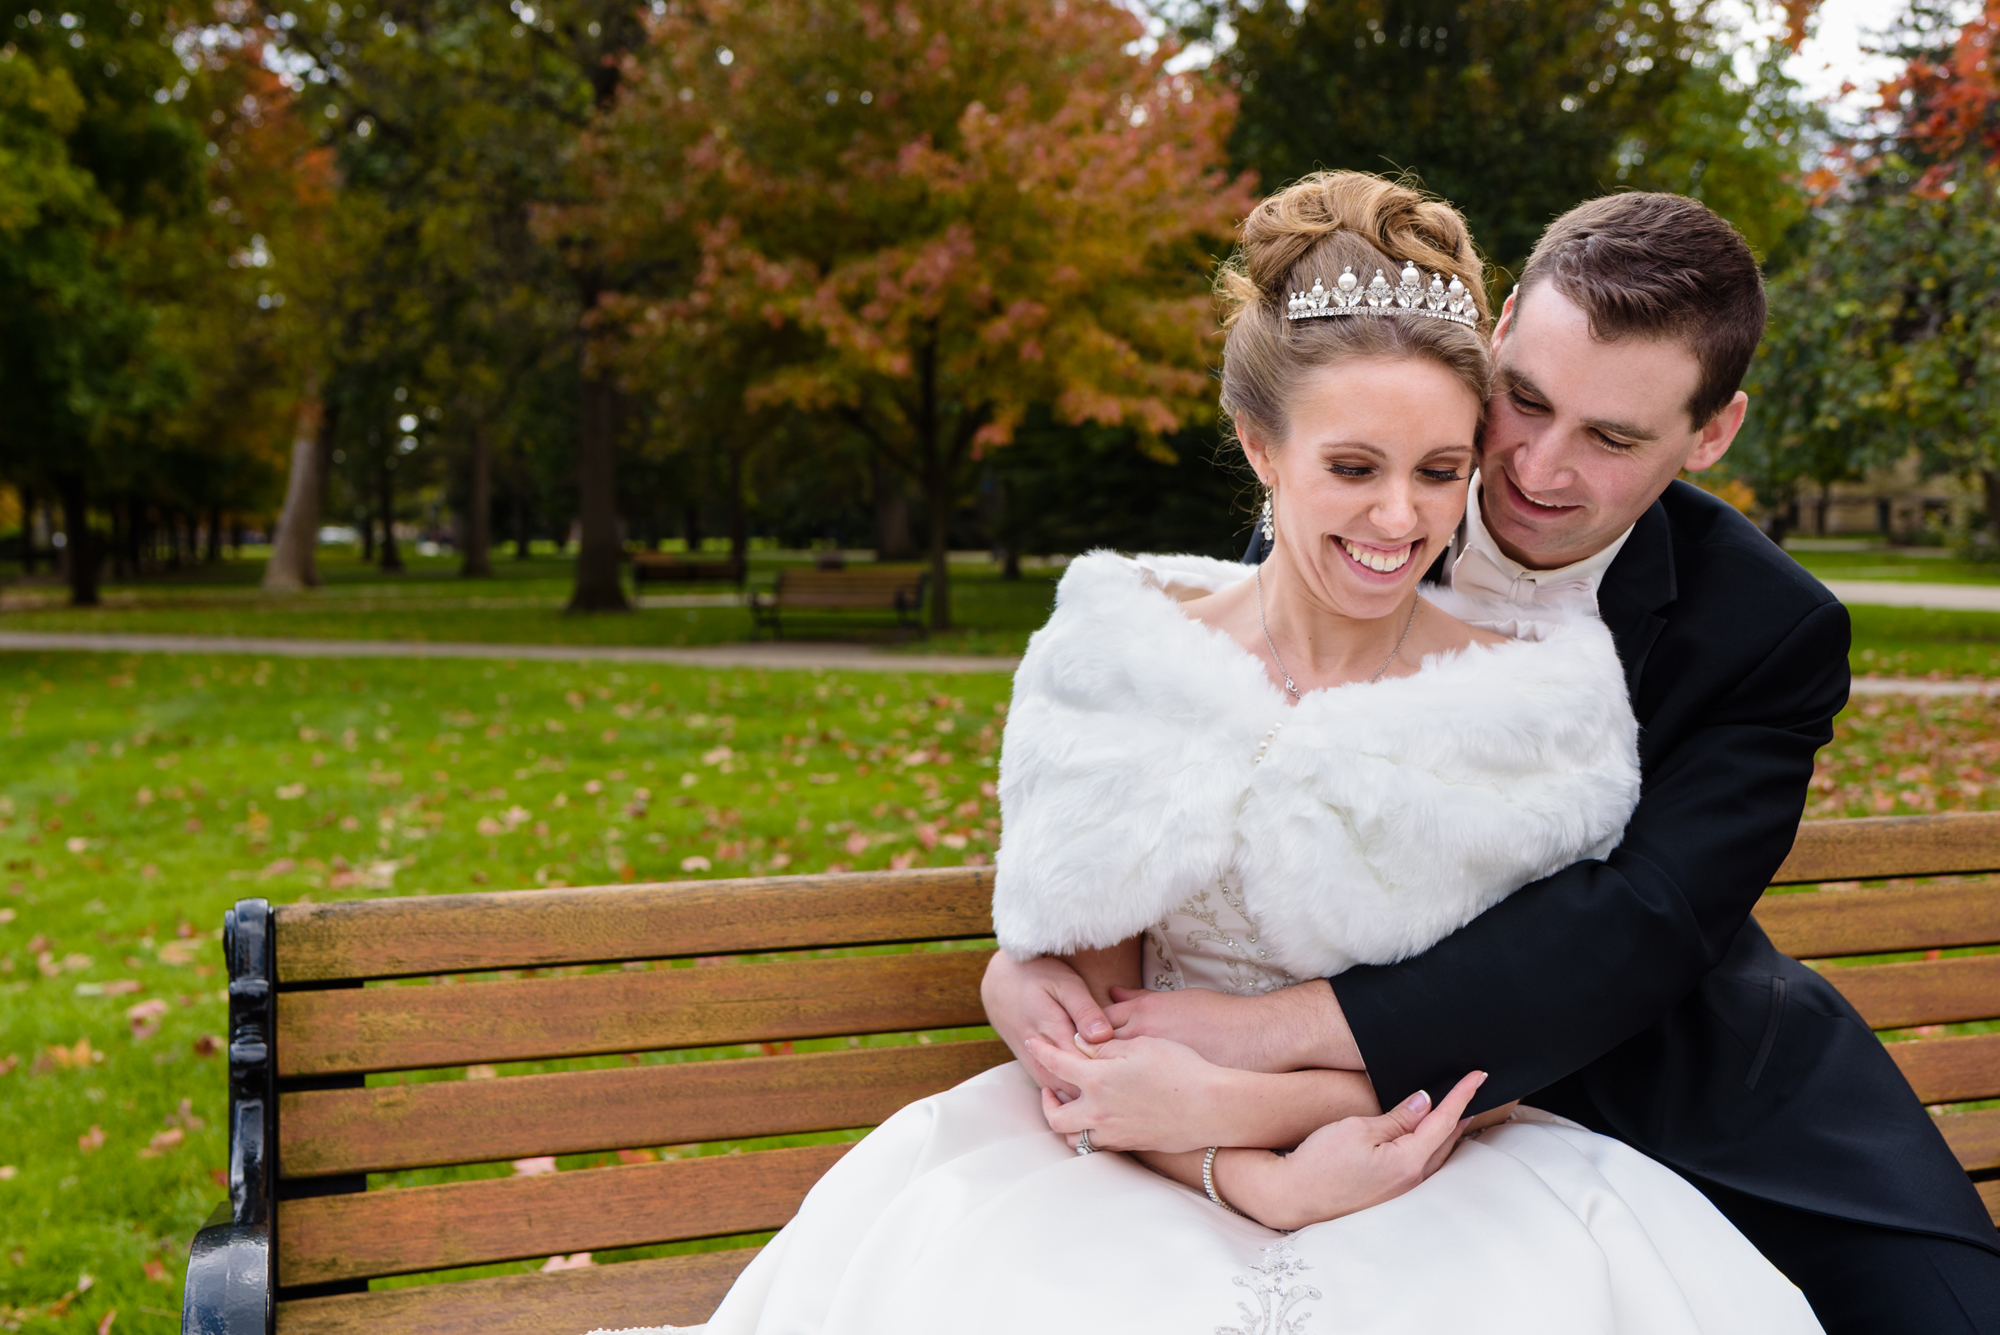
[747,567,927,642]
[630,553,745,588]
[181,812,2000,1334]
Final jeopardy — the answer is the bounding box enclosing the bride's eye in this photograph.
[1419,468,1466,482]
[1326,462,1373,478]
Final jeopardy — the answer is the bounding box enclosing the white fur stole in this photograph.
[990,550,1641,980]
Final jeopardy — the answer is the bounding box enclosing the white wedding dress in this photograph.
[609,553,1823,1335]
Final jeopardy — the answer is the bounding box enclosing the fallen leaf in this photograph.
[0,1165,15,1179]
[679,856,711,872]
[464,1065,496,1080]
[540,1253,593,1272]
[126,999,169,1039]
[137,1128,184,1159]
[97,1308,116,1335]
[512,1156,558,1176]
[192,1034,221,1058]
[615,1149,657,1164]
[275,783,306,800]
[101,979,142,997]
[143,1259,170,1285]
[78,1124,105,1153]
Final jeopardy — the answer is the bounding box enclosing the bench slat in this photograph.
[274,867,992,983]
[282,1039,1010,1178]
[1888,1033,2000,1105]
[1758,880,2000,960]
[277,949,994,1077]
[276,1248,758,1335]
[1939,1108,2000,1174]
[279,1143,843,1286]
[1771,813,2000,886]
[1818,954,2000,1031]
[1980,1180,2000,1227]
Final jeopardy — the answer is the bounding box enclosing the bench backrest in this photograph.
[254,811,2000,1331]
[263,867,999,1330]
[1760,812,2000,1221]
[770,567,925,608]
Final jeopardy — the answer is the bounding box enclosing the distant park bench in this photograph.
[630,553,745,587]
[748,567,927,641]
[180,812,2000,1333]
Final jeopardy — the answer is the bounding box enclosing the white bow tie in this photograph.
[1451,543,1599,613]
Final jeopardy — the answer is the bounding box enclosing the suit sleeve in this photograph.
[1331,598,1851,1112]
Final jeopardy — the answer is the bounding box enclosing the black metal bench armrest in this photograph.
[182,1201,271,1335]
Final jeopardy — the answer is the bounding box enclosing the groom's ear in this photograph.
[1489,288,1518,358]
[1682,391,1748,473]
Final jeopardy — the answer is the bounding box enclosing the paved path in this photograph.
[6,629,1997,694]
[1849,676,2000,697]
[0,631,1018,674]
[1822,580,2000,612]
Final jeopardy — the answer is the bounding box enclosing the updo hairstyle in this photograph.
[1217,172,1493,455]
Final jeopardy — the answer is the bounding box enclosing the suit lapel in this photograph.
[1597,498,1676,702]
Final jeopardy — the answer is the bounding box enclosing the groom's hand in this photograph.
[1104,980,1368,1074]
[980,950,1113,1098]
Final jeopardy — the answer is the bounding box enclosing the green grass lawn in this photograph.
[1848,607,2000,679]
[1783,545,2000,586]
[0,649,1014,1333]
[0,552,1059,657]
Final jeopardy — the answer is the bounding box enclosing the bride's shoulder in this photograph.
[1016,551,1262,705]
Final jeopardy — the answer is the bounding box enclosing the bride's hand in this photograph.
[1029,1034,1228,1154]
[1219,1071,1489,1232]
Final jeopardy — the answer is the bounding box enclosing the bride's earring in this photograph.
[1260,488,1276,543]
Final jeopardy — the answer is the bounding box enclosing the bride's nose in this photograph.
[1368,478,1418,538]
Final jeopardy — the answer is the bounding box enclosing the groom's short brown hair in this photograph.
[1518,193,1765,427]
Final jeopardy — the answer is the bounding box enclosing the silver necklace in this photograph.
[1256,565,1420,700]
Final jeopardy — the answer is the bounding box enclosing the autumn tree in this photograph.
[573,0,1254,628]
[1739,0,2000,550]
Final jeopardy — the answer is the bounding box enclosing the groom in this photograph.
[982,192,2000,1332]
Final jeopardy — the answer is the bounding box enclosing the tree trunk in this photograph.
[568,372,629,611]
[461,423,494,578]
[1985,468,2000,555]
[18,487,35,575]
[727,445,749,580]
[874,455,914,560]
[513,487,531,560]
[925,458,950,629]
[378,463,403,572]
[207,507,224,563]
[264,390,328,591]
[56,472,97,607]
[682,503,703,555]
[110,501,131,580]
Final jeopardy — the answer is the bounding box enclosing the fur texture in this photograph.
[991,551,1641,979]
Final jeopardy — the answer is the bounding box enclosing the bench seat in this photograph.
[181,813,2000,1333]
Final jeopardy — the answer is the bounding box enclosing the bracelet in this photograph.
[1202,1146,1241,1216]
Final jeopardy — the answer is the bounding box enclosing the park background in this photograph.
[9,0,2000,1329]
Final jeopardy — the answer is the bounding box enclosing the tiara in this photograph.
[1286,264,1478,327]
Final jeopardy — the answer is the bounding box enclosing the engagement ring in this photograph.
[1075,1129,1096,1155]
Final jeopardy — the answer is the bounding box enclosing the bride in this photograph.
[621,173,1822,1334]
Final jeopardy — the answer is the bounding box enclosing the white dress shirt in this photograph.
[1447,470,1635,617]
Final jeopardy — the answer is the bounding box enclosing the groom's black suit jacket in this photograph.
[1271,480,1998,1254]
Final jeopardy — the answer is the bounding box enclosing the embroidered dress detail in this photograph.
[1217,1240,1322,1335]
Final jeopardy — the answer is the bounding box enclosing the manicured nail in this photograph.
[1405,1090,1431,1116]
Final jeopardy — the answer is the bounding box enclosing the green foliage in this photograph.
[1208,0,1812,277]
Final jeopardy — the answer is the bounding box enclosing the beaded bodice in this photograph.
[1140,722,1300,997]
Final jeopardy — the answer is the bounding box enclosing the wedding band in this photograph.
[1075,1129,1096,1155]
